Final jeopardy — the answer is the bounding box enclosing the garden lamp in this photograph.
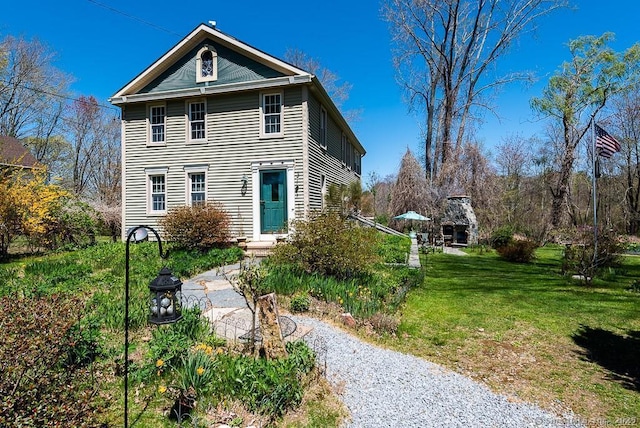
[148,267,183,325]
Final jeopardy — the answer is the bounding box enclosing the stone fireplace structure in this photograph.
[441,196,478,246]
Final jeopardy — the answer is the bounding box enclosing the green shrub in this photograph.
[132,307,208,382]
[161,202,231,251]
[270,210,380,280]
[289,293,311,313]
[378,234,411,263]
[491,226,514,249]
[208,341,315,418]
[65,315,103,368]
[496,239,538,263]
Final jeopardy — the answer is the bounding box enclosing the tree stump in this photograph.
[257,293,287,359]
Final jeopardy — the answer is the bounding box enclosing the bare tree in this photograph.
[0,36,71,138]
[495,134,533,225]
[87,113,121,241]
[284,48,361,122]
[66,96,102,196]
[611,88,640,234]
[384,0,564,180]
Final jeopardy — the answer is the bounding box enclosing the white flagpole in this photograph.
[592,119,598,262]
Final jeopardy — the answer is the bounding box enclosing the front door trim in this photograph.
[251,160,295,241]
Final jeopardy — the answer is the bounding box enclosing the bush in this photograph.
[42,197,99,251]
[378,234,411,263]
[562,226,624,283]
[289,293,311,313]
[270,210,380,280]
[209,341,315,418]
[491,226,514,249]
[496,239,538,263]
[161,202,231,251]
[0,295,102,426]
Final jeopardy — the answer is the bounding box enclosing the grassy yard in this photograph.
[378,246,639,424]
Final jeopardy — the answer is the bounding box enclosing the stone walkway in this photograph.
[408,237,421,268]
[181,262,312,342]
[182,238,423,341]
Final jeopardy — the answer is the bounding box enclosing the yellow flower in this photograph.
[196,366,205,376]
[205,346,214,355]
[156,359,164,368]
[216,348,224,355]
[158,385,167,394]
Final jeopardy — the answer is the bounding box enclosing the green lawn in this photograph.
[379,246,639,423]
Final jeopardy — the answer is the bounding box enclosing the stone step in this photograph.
[245,240,277,257]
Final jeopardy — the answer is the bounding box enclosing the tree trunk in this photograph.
[257,293,287,359]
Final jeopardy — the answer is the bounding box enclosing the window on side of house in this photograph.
[149,105,166,144]
[188,101,206,141]
[149,174,166,213]
[354,151,361,175]
[341,133,347,165]
[320,107,328,149]
[189,172,206,205]
[262,92,282,136]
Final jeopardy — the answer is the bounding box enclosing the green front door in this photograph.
[260,170,287,233]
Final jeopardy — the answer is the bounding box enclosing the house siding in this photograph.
[122,86,305,237]
[306,94,361,212]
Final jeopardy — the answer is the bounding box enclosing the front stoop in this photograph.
[244,240,277,258]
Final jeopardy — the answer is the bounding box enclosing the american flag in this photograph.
[595,123,621,158]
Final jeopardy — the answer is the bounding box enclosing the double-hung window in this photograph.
[149,174,166,213]
[189,173,206,205]
[319,107,328,148]
[262,93,282,136]
[188,101,206,141]
[150,105,166,144]
[341,133,347,165]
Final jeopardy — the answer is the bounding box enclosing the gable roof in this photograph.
[0,136,39,169]
[111,23,312,101]
[110,23,365,155]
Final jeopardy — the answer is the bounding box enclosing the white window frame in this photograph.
[354,151,361,176]
[148,104,166,145]
[341,133,347,166]
[145,167,168,215]
[186,100,206,142]
[321,174,326,210]
[260,92,283,137]
[319,107,328,149]
[196,45,218,83]
[184,165,208,206]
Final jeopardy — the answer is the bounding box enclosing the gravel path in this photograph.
[292,316,584,428]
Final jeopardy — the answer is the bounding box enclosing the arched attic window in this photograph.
[196,46,218,83]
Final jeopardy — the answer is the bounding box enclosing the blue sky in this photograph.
[3,1,640,180]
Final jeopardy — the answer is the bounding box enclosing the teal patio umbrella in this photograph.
[393,211,430,238]
[393,211,430,221]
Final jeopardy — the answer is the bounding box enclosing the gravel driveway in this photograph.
[293,316,584,428]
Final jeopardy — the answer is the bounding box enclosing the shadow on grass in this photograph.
[572,325,640,391]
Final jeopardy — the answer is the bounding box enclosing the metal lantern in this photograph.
[148,267,183,325]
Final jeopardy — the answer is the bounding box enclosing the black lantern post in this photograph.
[124,225,181,428]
